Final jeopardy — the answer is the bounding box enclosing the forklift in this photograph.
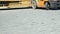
[31,0,60,9]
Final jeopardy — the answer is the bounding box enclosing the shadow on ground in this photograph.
[0,7,60,10]
[37,7,60,10]
[0,7,31,10]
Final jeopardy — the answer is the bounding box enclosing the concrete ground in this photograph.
[0,9,60,34]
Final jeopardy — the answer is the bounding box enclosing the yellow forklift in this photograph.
[31,0,60,9]
[0,0,31,9]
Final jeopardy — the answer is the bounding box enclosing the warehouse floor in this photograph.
[0,9,60,34]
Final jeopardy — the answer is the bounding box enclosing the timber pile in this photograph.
[0,0,20,1]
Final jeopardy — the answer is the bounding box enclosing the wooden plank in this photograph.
[0,0,20,1]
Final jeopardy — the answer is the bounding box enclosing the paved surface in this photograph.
[0,9,60,34]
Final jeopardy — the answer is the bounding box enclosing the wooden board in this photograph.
[0,0,20,1]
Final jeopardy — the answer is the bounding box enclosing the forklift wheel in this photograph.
[45,2,50,10]
[31,0,37,9]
